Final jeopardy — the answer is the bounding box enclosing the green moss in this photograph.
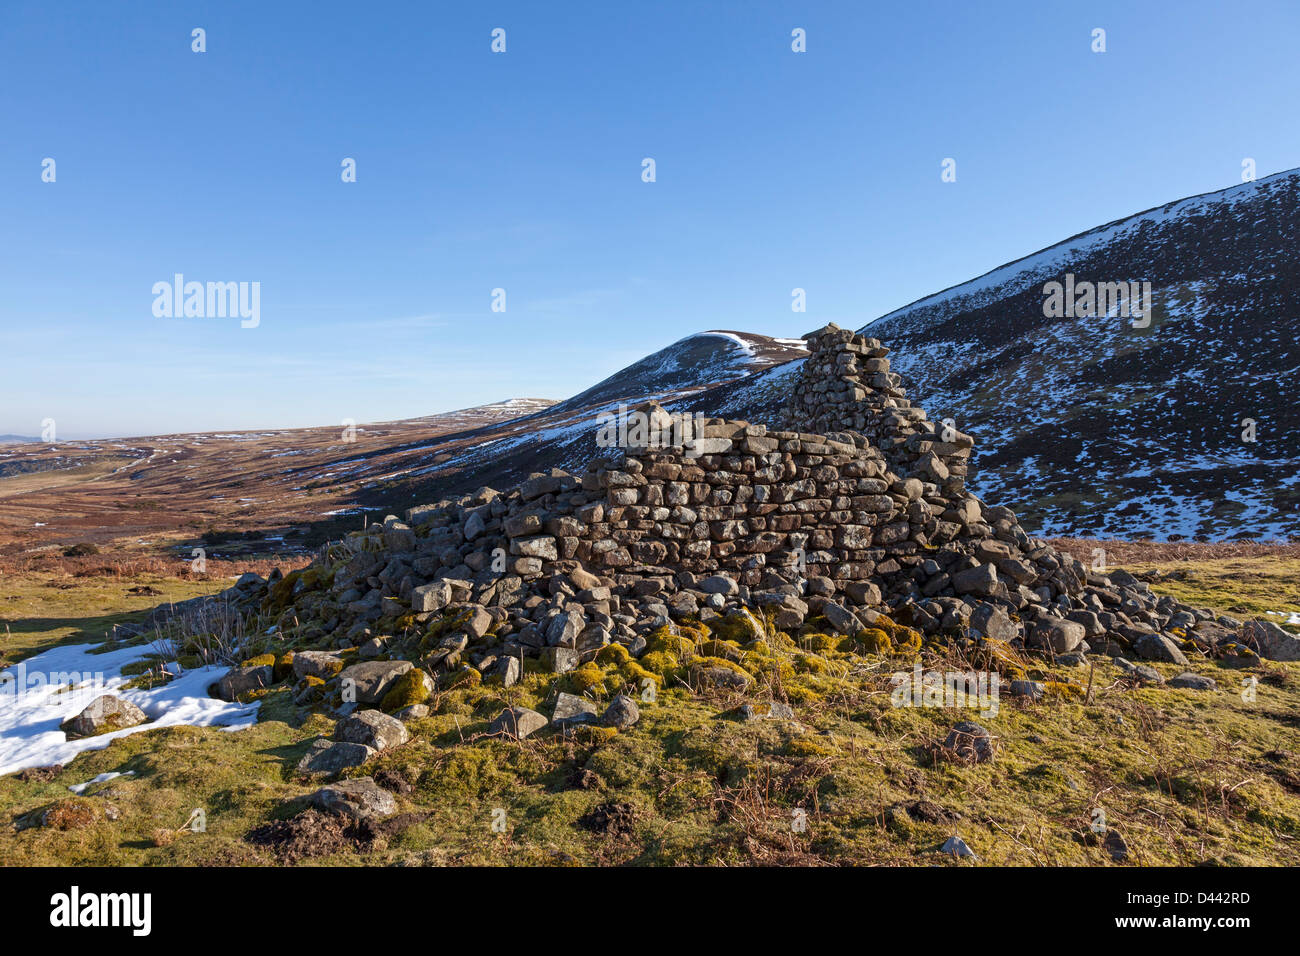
[699,638,744,661]
[619,660,662,690]
[273,652,295,682]
[711,609,764,644]
[639,651,679,676]
[691,656,754,681]
[595,644,631,666]
[120,656,165,677]
[381,669,432,711]
[645,626,697,661]
[439,667,482,693]
[793,652,832,675]
[803,632,844,654]
[5,560,1300,869]
[857,627,893,655]
[564,662,609,696]
[241,653,276,669]
[299,566,333,591]
[786,736,838,759]
[264,570,302,615]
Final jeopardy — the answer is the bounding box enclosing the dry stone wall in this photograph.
[187,323,1269,714]
[396,416,996,615]
[781,323,974,491]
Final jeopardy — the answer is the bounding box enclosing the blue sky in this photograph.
[2,0,1298,438]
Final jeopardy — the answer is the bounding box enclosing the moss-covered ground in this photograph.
[1,554,1298,867]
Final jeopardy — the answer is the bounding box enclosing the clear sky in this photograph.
[2,0,1297,439]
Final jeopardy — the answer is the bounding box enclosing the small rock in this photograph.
[292,650,343,680]
[1008,680,1045,701]
[461,604,494,640]
[1134,633,1189,665]
[844,581,883,606]
[541,646,580,674]
[970,603,1018,642]
[692,664,751,692]
[951,563,999,598]
[602,694,640,730]
[334,710,410,752]
[1241,620,1300,662]
[940,834,977,859]
[337,660,412,705]
[820,602,863,636]
[60,695,147,738]
[214,665,272,702]
[551,692,598,729]
[699,574,739,596]
[1103,829,1130,863]
[1113,657,1163,683]
[943,721,996,763]
[410,580,453,613]
[544,606,586,647]
[1168,672,1216,691]
[297,739,375,776]
[1030,616,1086,654]
[307,777,396,821]
[488,706,547,739]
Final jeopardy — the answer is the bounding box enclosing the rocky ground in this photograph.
[0,549,1297,867]
[2,326,1296,866]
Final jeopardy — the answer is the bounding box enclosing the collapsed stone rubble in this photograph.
[109,324,1293,776]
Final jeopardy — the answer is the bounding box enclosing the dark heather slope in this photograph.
[546,331,805,415]
[861,169,1300,541]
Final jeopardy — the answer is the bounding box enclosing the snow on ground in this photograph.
[69,770,135,794]
[699,330,757,356]
[0,640,259,777]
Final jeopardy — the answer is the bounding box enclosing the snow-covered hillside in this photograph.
[863,170,1300,540]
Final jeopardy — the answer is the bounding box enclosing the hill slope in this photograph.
[0,333,806,559]
[862,170,1300,541]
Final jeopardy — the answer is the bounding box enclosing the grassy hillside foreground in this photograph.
[1,548,1297,867]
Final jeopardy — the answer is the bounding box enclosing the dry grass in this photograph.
[0,552,302,580]
[1048,537,1300,565]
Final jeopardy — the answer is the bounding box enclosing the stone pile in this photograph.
[781,323,974,490]
[126,323,1296,754]
[252,322,1241,676]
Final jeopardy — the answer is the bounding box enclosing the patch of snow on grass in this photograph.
[0,641,259,777]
